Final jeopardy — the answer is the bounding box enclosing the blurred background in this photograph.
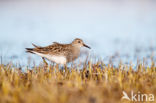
[0,0,156,66]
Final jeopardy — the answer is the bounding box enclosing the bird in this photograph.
[26,38,91,65]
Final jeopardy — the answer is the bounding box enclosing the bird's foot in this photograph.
[42,57,48,69]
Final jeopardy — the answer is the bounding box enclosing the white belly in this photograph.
[34,52,67,65]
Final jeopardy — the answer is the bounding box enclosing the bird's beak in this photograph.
[83,43,91,49]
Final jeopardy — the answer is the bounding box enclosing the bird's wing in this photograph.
[32,43,42,48]
[26,42,71,56]
[34,43,70,55]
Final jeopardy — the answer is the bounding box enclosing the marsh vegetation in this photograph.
[0,59,155,103]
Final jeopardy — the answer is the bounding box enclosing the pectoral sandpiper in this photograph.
[26,38,91,65]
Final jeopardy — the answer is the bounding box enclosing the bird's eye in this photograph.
[78,41,81,43]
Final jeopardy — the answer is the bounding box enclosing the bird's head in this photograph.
[72,38,91,49]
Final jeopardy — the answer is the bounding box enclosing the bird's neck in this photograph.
[72,46,81,56]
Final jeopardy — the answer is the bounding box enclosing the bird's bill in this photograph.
[83,43,91,49]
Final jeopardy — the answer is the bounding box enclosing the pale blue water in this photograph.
[0,1,156,67]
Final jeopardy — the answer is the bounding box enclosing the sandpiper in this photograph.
[26,38,91,65]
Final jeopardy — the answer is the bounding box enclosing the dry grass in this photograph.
[0,60,156,103]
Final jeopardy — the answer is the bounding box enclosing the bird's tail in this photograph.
[25,48,35,54]
[26,43,42,54]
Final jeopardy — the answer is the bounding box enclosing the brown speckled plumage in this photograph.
[26,38,91,64]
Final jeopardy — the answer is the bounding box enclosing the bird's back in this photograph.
[26,42,81,64]
[32,42,71,55]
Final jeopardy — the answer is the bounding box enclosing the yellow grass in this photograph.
[0,61,155,103]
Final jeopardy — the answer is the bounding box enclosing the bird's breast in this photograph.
[66,48,80,63]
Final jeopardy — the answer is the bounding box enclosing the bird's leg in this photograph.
[64,64,68,73]
[56,64,59,69]
[42,57,48,67]
[55,64,60,72]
